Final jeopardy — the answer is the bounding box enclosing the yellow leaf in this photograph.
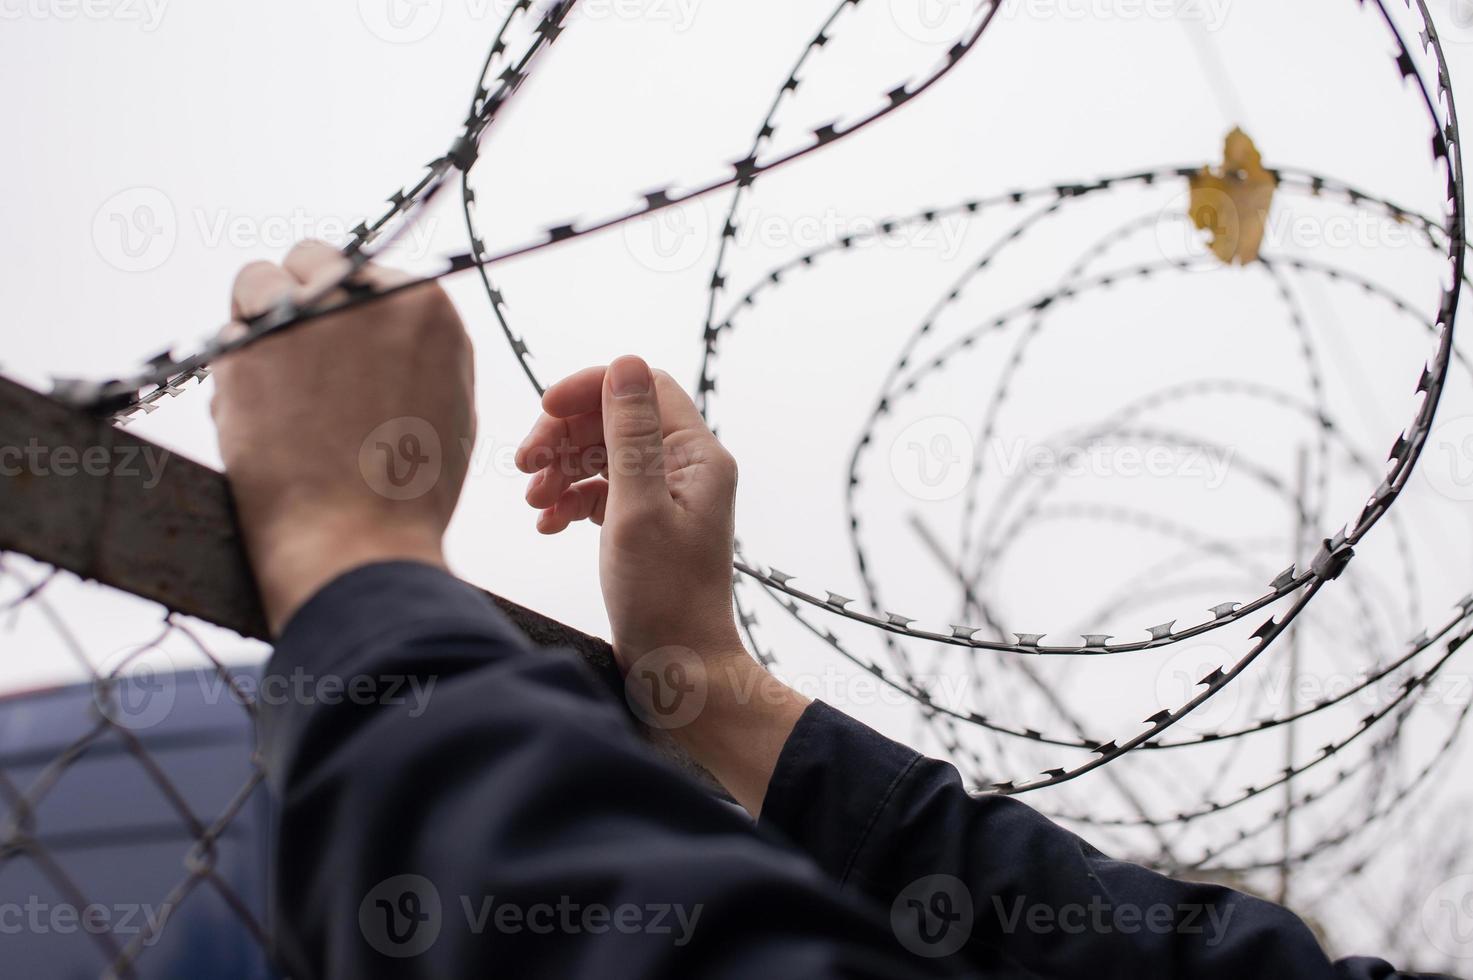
[1188,128,1277,265]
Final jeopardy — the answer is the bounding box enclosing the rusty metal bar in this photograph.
[0,375,713,779]
[0,376,608,653]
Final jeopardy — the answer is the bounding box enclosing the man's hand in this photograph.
[517,357,739,662]
[212,241,476,636]
[517,357,809,815]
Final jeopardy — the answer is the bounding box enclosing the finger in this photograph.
[215,320,249,344]
[525,449,609,509]
[542,365,609,419]
[231,261,297,320]
[602,355,671,514]
[648,370,707,435]
[537,478,609,534]
[282,240,347,285]
[284,240,416,309]
[515,411,606,473]
[545,365,707,437]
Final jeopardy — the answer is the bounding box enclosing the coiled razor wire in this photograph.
[715,180,1473,867]
[30,0,1473,930]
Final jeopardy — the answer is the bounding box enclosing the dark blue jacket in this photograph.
[259,562,1453,979]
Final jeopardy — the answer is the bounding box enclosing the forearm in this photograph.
[759,701,1403,980]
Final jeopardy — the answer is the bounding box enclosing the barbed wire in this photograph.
[11,0,1473,958]
[680,0,1468,884]
[60,0,1005,417]
[720,171,1471,867]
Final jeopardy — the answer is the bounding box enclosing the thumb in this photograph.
[602,355,671,515]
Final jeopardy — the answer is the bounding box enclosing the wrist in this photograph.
[669,639,811,817]
[245,511,446,636]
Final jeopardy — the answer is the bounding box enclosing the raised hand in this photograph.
[213,241,476,635]
[517,357,809,815]
[516,356,742,663]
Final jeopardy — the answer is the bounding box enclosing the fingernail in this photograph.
[610,356,651,397]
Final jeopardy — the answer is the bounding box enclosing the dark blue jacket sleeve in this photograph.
[256,562,963,980]
[759,700,1458,980]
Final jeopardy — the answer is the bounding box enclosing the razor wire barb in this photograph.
[22,0,1473,918]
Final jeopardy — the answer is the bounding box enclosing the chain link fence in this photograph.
[0,549,274,979]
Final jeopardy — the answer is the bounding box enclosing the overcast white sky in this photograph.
[4,0,1473,967]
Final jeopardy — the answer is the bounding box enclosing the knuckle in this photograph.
[232,262,289,317]
[608,442,661,479]
[283,241,318,264]
[412,285,463,333]
[612,407,662,443]
[237,260,278,280]
[608,511,663,549]
[715,447,739,483]
[415,280,452,312]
